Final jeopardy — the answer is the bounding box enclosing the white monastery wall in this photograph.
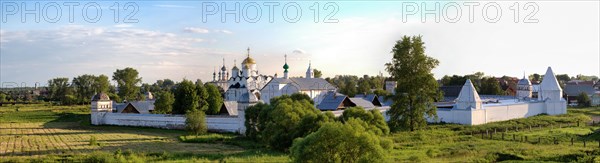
[92,112,244,133]
[432,101,554,125]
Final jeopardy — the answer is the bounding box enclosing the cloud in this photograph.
[292,49,306,54]
[183,28,233,34]
[0,25,230,84]
[183,27,210,34]
[214,30,233,34]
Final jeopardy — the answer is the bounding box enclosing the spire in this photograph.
[247,47,250,58]
[306,60,313,79]
[213,67,216,81]
[455,79,482,110]
[283,54,289,79]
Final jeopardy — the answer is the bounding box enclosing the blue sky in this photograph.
[1,1,599,87]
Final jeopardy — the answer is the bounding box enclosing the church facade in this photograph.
[208,49,336,111]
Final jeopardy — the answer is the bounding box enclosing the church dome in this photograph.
[242,57,256,65]
[283,63,289,70]
[232,66,239,70]
[221,65,227,71]
[518,78,532,86]
[92,93,110,101]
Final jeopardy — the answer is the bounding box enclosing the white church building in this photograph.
[431,67,567,125]
[209,49,336,111]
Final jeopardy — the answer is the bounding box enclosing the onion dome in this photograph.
[283,54,289,73]
[242,47,256,65]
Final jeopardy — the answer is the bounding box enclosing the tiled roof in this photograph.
[349,98,375,108]
[564,84,595,96]
[221,101,238,116]
[317,92,354,111]
[289,78,336,91]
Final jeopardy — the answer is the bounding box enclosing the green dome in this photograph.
[283,63,289,69]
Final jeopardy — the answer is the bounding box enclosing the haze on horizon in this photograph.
[0,1,598,87]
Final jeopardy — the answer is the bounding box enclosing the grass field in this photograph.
[1,104,600,162]
[0,104,288,162]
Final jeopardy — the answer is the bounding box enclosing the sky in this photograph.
[0,1,599,87]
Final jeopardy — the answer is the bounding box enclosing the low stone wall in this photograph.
[91,112,243,133]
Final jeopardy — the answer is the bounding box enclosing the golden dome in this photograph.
[242,47,256,65]
[242,57,256,65]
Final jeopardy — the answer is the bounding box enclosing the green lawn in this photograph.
[2,104,600,162]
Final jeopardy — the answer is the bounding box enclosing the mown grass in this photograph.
[0,103,287,162]
[2,104,600,162]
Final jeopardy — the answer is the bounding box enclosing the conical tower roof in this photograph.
[456,79,481,109]
[540,67,562,91]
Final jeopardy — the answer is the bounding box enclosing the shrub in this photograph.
[245,94,334,151]
[578,92,592,107]
[290,119,391,163]
[340,106,390,135]
[185,110,207,135]
[89,136,99,146]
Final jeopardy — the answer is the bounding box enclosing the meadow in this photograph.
[1,104,600,162]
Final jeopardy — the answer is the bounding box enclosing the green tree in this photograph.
[339,107,390,135]
[357,78,372,95]
[205,84,223,115]
[345,80,358,97]
[195,82,209,112]
[48,77,74,104]
[0,92,7,103]
[385,36,442,132]
[290,93,314,105]
[95,75,110,93]
[185,110,207,135]
[313,69,323,78]
[245,94,333,151]
[578,92,591,107]
[480,77,503,95]
[112,67,142,101]
[529,73,541,82]
[72,74,99,104]
[373,89,390,97]
[290,119,391,163]
[245,102,271,140]
[154,91,175,114]
[173,79,199,114]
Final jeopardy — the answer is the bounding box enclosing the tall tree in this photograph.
[196,81,209,112]
[112,68,142,101]
[385,36,441,132]
[313,69,323,78]
[95,75,110,93]
[154,91,175,114]
[173,79,199,114]
[48,78,71,101]
[72,75,98,103]
[205,84,223,115]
